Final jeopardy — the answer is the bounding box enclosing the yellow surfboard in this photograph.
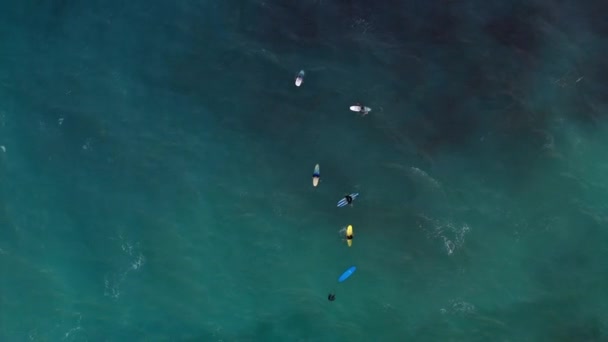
[346,225,353,247]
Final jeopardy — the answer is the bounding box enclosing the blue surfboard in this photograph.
[338,266,357,283]
[337,193,359,207]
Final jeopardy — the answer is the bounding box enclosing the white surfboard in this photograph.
[349,105,371,114]
[312,164,320,187]
[295,70,305,87]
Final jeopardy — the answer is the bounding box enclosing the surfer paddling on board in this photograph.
[349,103,371,116]
[295,70,305,87]
[312,164,320,187]
[345,225,354,247]
[339,225,354,247]
[337,193,358,207]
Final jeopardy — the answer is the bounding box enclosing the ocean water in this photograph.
[1,0,607,341]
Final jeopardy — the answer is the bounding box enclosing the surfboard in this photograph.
[337,193,359,207]
[338,266,357,283]
[349,105,371,114]
[312,164,320,187]
[295,70,305,87]
[346,225,353,247]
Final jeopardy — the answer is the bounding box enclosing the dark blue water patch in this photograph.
[568,53,608,126]
[329,0,417,41]
[329,0,472,48]
[581,0,608,35]
[149,0,604,167]
[227,0,463,54]
[483,2,544,52]
[370,51,553,161]
[393,98,487,160]
[411,0,462,45]
[228,0,323,53]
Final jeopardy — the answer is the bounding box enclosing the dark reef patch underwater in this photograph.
[1,0,607,340]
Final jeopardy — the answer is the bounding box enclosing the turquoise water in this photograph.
[1,0,608,340]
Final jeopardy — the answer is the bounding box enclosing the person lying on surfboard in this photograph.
[345,231,354,247]
[312,164,320,187]
[295,70,305,87]
[350,103,371,116]
[337,193,358,207]
[338,225,354,246]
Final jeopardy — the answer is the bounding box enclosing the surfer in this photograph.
[295,70,305,87]
[328,293,336,301]
[312,164,320,187]
[337,193,359,207]
[340,225,354,247]
[350,103,371,116]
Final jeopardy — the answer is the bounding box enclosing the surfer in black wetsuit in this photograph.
[345,195,353,204]
[328,293,336,301]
